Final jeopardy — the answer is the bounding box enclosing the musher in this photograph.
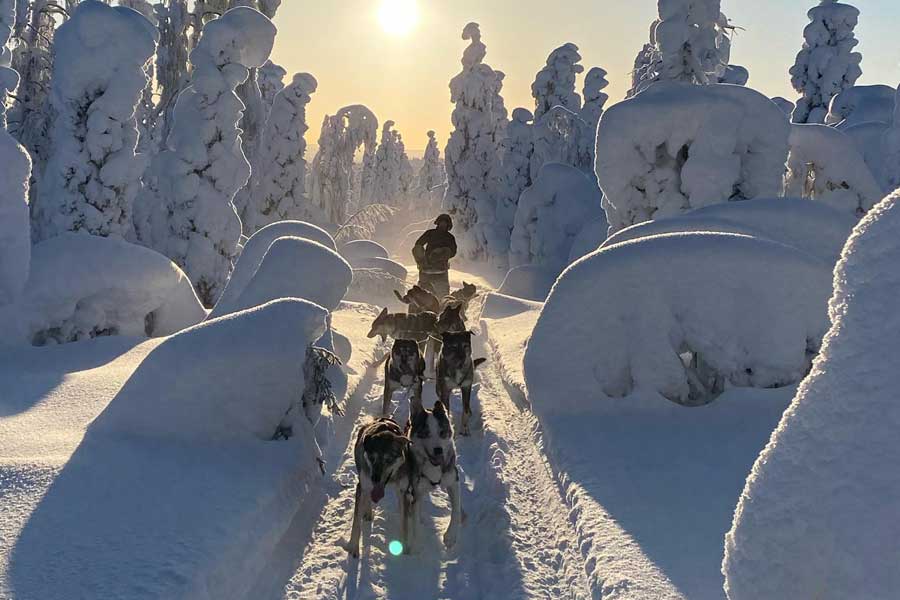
[412,213,457,300]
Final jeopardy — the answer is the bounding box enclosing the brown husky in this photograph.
[367,308,438,344]
[393,285,441,315]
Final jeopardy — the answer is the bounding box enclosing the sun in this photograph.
[377,0,419,37]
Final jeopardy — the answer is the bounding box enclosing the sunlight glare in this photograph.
[377,0,419,37]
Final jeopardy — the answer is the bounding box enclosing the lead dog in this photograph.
[342,418,415,558]
[383,339,425,418]
[436,331,486,436]
[407,399,462,550]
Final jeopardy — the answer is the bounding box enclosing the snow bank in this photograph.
[92,298,326,442]
[825,84,895,128]
[525,232,832,410]
[509,163,604,269]
[340,239,389,262]
[0,131,31,306]
[497,264,560,302]
[214,220,336,316]
[0,234,205,346]
[349,256,407,281]
[596,82,790,234]
[602,197,856,265]
[567,217,609,263]
[210,237,351,318]
[724,189,900,600]
[785,123,882,216]
[33,0,157,241]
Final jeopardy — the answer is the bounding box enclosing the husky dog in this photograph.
[436,331,487,436]
[367,308,437,344]
[383,339,426,417]
[435,303,467,334]
[443,281,478,319]
[407,400,463,550]
[394,285,441,315]
[342,418,415,558]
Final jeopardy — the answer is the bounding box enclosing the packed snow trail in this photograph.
[274,274,593,599]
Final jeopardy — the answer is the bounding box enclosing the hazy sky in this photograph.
[270,1,900,156]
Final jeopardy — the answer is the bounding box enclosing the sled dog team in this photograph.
[342,283,484,558]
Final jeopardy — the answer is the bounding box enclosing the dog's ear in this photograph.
[378,307,388,317]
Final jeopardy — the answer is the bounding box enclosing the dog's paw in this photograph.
[443,527,459,549]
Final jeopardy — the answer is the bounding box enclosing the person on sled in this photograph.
[412,213,457,300]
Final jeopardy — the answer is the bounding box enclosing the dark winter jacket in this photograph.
[413,229,457,273]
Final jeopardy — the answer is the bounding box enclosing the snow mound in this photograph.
[497,264,560,302]
[785,123,882,216]
[597,82,790,234]
[525,232,832,410]
[567,217,609,263]
[340,239,389,262]
[91,298,326,443]
[723,189,900,600]
[509,163,604,269]
[0,131,31,306]
[825,84,896,129]
[196,6,276,70]
[213,220,336,314]
[602,197,856,264]
[349,256,408,281]
[0,234,205,346]
[210,237,351,318]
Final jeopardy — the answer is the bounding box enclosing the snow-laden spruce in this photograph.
[258,60,287,111]
[244,73,318,234]
[532,43,583,120]
[416,130,446,214]
[530,106,593,181]
[597,82,790,234]
[444,22,506,262]
[824,84,895,128]
[580,67,609,138]
[493,108,534,259]
[509,162,604,270]
[524,232,832,409]
[309,104,377,225]
[0,127,31,307]
[368,120,411,207]
[785,124,882,216]
[31,1,157,242]
[723,190,900,600]
[0,0,17,125]
[790,0,862,124]
[135,7,276,307]
[152,0,191,146]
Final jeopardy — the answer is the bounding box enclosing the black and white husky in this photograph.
[436,331,486,436]
[342,418,414,558]
[408,400,462,550]
[382,339,425,418]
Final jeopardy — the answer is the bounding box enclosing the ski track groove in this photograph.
[277,282,593,599]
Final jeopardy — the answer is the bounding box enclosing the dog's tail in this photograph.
[393,289,409,303]
[474,358,487,369]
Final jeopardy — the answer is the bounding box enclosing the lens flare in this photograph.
[377,0,419,37]
[388,540,404,556]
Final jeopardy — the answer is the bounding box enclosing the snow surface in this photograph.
[496,264,560,302]
[340,239,390,262]
[602,197,856,265]
[0,233,205,346]
[509,162,604,269]
[525,232,832,408]
[0,130,31,306]
[825,84,896,128]
[723,189,900,599]
[567,217,609,263]
[210,236,351,318]
[33,0,158,241]
[597,82,790,234]
[785,123,882,216]
[348,256,408,281]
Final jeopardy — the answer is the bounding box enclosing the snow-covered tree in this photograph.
[531,105,593,180]
[444,22,506,261]
[368,120,411,207]
[309,104,378,225]
[880,85,900,192]
[581,67,609,134]
[152,0,191,145]
[243,72,319,234]
[32,1,158,242]
[790,0,863,124]
[493,107,533,258]
[532,43,583,120]
[417,130,445,213]
[0,0,17,125]
[135,7,277,306]
[258,59,286,111]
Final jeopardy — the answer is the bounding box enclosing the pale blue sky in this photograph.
[271,1,899,155]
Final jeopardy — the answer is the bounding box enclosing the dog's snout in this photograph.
[433,447,443,456]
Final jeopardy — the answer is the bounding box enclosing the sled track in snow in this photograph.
[271,281,593,599]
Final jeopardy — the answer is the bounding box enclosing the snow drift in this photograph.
[596,82,790,234]
[509,162,604,269]
[0,233,205,346]
[340,239,389,262]
[825,84,896,129]
[724,189,900,600]
[497,264,560,302]
[602,197,856,265]
[525,232,832,410]
[210,237,351,318]
[567,217,609,263]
